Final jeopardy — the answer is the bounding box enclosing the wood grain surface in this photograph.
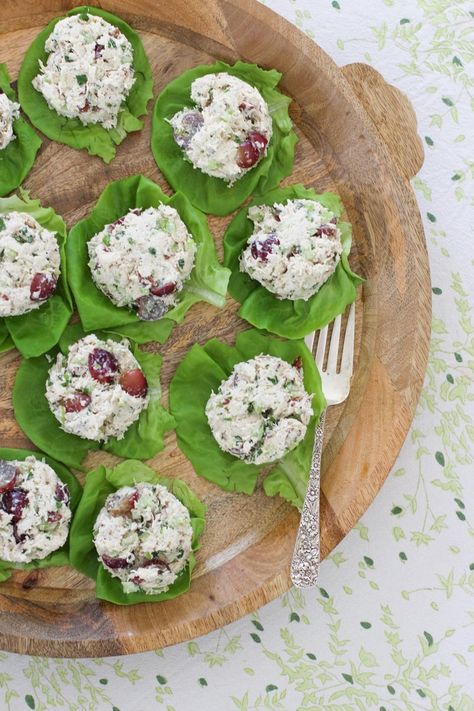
[0,0,431,657]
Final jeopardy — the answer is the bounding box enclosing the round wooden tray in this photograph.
[0,0,431,657]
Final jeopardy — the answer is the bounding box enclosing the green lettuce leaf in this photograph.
[224,184,364,339]
[169,329,325,508]
[151,61,298,215]
[0,63,42,198]
[17,6,153,163]
[0,191,73,357]
[0,447,82,582]
[12,324,175,469]
[69,460,206,605]
[66,174,230,344]
[0,321,14,354]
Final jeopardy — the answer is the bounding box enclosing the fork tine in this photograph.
[340,302,356,376]
[315,325,328,371]
[326,314,342,372]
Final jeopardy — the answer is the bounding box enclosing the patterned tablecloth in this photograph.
[1,1,473,709]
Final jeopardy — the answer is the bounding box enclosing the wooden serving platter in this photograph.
[0,0,431,657]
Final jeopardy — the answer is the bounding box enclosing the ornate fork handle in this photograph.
[290,409,326,588]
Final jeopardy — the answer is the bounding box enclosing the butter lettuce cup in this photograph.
[12,323,175,470]
[151,61,298,216]
[67,174,230,345]
[0,191,72,358]
[18,6,153,163]
[224,185,364,340]
[0,447,82,583]
[169,329,325,509]
[69,460,206,605]
[0,64,42,198]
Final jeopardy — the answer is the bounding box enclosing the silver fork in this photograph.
[290,302,356,588]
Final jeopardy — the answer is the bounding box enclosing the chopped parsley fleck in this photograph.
[13,228,34,244]
[247,402,254,413]
[64,55,73,63]
[76,74,87,86]
[267,376,278,385]
[178,258,185,268]
[149,247,157,256]
[79,12,89,21]
[108,38,116,48]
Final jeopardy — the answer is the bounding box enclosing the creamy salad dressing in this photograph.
[0,91,20,150]
[87,206,196,320]
[240,199,343,301]
[94,482,193,595]
[46,334,149,442]
[32,14,135,129]
[206,355,313,465]
[0,211,60,317]
[0,456,71,564]
[169,72,272,185]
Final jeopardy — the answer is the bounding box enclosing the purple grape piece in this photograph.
[250,234,280,262]
[174,111,204,149]
[55,482,70,505]
[135,295,169,321]
[0,460,17,493]
[1,488,29,523]
[88,348,119,384]
[313,223,338,238]
[12,524,27,545]
[101,554,130,570]
[141,557,170,570]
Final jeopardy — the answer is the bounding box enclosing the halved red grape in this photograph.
[94,43,104,59]
[79,100,90,114]
[119,369,148,398]
[107,490,139,517]
[55,483,70,505]
[1,488,28,523]
[0,461,17,493]
[135,295,168,321]
[141,557,170,570]
[248,132,268,153]
[237,140,259,169]
[150,282,176,297]
[250,234,280,262]
[293,356,303,371]
[313,223,338,238]
[174,111,204,149]
[238,101,255,112]
[101,554,129,570]
[63,391,91,413]
[47,511,62,523]
[30,273,58,301]
[237,132,268,168]
[88,348,119,384]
